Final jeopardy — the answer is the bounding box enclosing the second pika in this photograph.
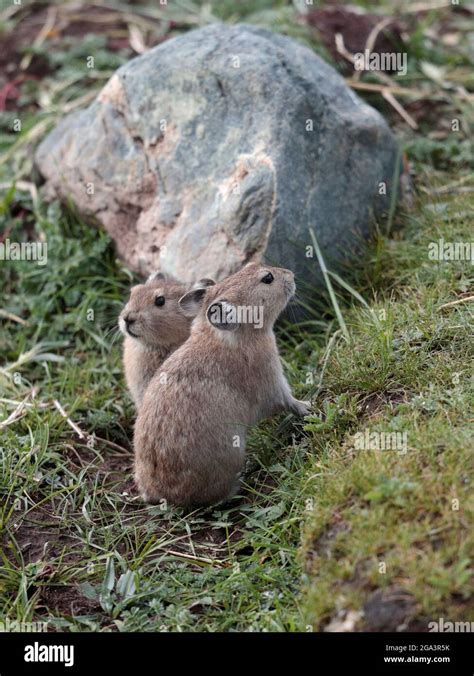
[119,273,214,408]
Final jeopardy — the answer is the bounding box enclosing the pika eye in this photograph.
[261,272,274,284]
[154,296,165,307]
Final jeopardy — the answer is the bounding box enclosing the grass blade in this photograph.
[308,227,349,341]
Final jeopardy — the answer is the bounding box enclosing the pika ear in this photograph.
[192,278,216,290]
[206,300,239,331]
[179,279,216,317]
[146,271,166,284]
[179,287,208,317]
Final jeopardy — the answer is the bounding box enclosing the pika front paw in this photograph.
[290,398,312,417]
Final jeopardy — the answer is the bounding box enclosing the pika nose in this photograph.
[124,314,136,326]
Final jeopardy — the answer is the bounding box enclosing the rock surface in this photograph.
[35,23,399,288]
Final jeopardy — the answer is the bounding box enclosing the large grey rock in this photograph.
[35,23,399,289]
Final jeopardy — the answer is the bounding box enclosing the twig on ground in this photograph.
[354,17,394,82]
[0,398,48,409]
[421,176,474,195]
[437,296,474,311]
[0,398,28,429]
[0,2,24,21]
[335,32,356,65]
[382,89,418,129]
[62,90,99,114]
[53,401,129,454]
[345,80,429,97]
[94,436,131,454]
[336,33,419,129]
[53,399,87,440]
[164,549,228,567]
[20,5,58,71]
[128,24,148,54]
[0,308,29,326]
[0,388,38,429]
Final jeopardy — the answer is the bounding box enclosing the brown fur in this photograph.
[134,263,310,507]
[119,275,192,408]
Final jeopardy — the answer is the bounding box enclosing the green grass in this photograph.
[0,0,473,632]
[300,190,473,630]
[0,207,315,632]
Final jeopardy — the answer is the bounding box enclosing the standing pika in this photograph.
[119,273,214,408]
[134,263,310,507]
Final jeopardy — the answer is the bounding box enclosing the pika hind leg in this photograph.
[212,474,242,507]
[139,488,164,505]
[228,475,242,499]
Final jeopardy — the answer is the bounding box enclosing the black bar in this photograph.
[0,632,471,675]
